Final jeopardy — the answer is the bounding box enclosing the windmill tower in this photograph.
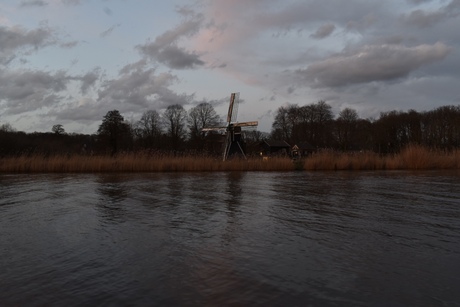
[202,93,258,161]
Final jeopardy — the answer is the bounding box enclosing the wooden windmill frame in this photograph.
[202,93,258,161]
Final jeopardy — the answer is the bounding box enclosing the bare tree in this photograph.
[188,102,220,141]
[271,104,299,142]
[335,108,358,150]
[163,104,187,149]
[0,123,15,132]
[52,124,65,135]
[135,110,163,148]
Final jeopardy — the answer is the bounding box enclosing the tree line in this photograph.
[271,101,460,153]
[1,101,460,157]
[0,103,224,156]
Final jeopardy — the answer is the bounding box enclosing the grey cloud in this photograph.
[61,0,81,5]
[47,98,103,122]
[254,1,383,33]
[0,67,103,115]
[60,41,79,49]
[445,0,460,16]
[403,9,444,27]
[137,14,205,69]
[297,42,452,88]
[403,0,460,27]
[20,0,48,7]
[311,23,335,39]
[103,7,113,16]
[100,24,120,38]
[119,59,148,75]
[0,69,69,114]
[78,68,100,94]
[154,45,204,69]
[97,66,193,109]
[0,25,54,65]
[406,0,432,4]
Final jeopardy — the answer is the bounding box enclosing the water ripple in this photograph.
[1,171,460,306]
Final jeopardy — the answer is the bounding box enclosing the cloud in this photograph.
[402,0,460,27]
[406,0,431,4]
[78,68,100,94]
[20,0,83,7]
[0,66,104,117]
[103,7,113,16]
[297,42,452,88]
[97,63,194,110]
[49,64,196,126]
[0,25,55,65]
[47,98,102,122]
[20,0,48,7]
[310,23,335,39]
[403,9,445,27]
[100,24,120,38]
[60,40,78,48]
[137,13,205,69]
[0,69,69,114]
[61,0,81,5]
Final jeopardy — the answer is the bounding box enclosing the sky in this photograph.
[0,0,459,134]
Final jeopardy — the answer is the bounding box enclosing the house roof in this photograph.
[292,141,315,150]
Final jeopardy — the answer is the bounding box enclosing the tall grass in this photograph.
[303,144,460,170]
[1,145,459,173]
[0,153,295,173]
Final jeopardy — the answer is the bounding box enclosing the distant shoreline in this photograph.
[1,145,459,173]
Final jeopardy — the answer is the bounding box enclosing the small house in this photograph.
[258,140,291,157]
[292,142,315,158]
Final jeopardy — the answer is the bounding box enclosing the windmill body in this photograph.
[202,93,258,161]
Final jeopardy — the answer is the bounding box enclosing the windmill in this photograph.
[202,93,258,161]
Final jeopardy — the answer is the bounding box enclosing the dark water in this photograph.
[1,171,460,306]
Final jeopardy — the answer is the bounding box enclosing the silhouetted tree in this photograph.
[422,106,460,149]
[311,100,334,147]
[335,108,358,150]
[163,104,187,150]
[271,104,298,142]
[188,102,221,149]
[97,110,131,155]
[135,110,163,149]
[0,123,15,132]
[373,111,411,153]
[271,101,334,147]
[52,124,65,135]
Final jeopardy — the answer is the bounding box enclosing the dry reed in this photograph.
[1,145,459,173]
[303,144,460,170]
[0,153,296,173]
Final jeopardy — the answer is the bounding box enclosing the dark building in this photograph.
[291,142,316,159]
[258,140,291,157]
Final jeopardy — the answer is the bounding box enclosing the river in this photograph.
[1,171,459,306]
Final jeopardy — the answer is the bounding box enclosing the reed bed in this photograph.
[0,153,296,173]
[1,145,459,173]
[304,144,460,170]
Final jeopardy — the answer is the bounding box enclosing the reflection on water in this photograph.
[1,171,460,306]
[96,174,129,224]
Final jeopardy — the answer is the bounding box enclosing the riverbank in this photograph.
[0,145,459,173]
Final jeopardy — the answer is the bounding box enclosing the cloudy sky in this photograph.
[1,0,459,133]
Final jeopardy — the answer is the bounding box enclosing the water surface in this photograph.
[1,171,459,306]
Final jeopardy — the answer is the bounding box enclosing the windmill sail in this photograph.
[229,92,239,123]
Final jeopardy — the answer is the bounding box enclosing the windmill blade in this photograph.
[231,92,239,123]
[233,121,258,127]
[201,126,227,132]
[226,92,240,123]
